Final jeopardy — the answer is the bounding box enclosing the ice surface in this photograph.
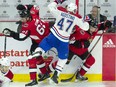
[9,81,116,87]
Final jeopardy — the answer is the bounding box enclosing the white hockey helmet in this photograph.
[0,57,10,66]
[66,3,77,13]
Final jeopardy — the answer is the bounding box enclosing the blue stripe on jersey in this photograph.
[52,26,69,40]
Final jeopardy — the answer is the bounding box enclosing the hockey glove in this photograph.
[73,40,82,48]
[83,40,90,48]
[104,20,112,28]
[2,28,13,36]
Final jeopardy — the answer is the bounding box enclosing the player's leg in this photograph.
[50,42,69,84]
[25,58,38,86]
[0,70,14,87]
[76,55,95,81]
[37,33,55,81]
[47,60,57,73]
[25,42,38,86]
[36,56,50,81]
[38,57,57,81]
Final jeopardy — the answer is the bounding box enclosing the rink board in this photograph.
[0,34,116,82]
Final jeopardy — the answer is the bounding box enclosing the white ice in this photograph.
[9,81,116,87]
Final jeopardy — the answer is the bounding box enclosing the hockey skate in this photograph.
[25,79,38,87]
[49,71,59,84]
[38,73,50,82]
[75,71,88,82]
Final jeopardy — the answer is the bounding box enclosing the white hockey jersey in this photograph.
[48,2,89,42]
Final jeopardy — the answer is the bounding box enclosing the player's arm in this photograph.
[48,1,58,16]
[2,28,30,41]
[76,18,89,31]
[98,20,112,30]
[48,0,66,16]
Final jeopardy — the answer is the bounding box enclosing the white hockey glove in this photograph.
[0,57,10,67]
[2,28,12,36]
[0,57,10,74]
[27,47,45,59]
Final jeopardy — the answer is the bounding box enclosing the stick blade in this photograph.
[61,78,73,82]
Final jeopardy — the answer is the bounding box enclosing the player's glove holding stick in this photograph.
[2,28,13,36]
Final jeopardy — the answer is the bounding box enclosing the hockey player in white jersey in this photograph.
[0,57,14,87]
[28,0,89,84]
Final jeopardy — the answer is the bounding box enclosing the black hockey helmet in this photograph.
[88,20,97,28]
[17,4,26,10]
[19,9,31,18]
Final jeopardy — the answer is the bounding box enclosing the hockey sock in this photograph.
[48,60,58,73]
[28,58,37,80]
[55,58,67,76]
[80,56,95,76]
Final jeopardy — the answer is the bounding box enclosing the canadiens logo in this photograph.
[103,39,116,48]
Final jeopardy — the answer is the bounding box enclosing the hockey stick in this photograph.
[61,31,105,82]
[3,36,7,58]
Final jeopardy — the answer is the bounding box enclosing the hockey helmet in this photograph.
[19,9,31,18]
[67,3,77,13]
[89,21,97,28]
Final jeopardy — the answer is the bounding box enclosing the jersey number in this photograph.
[36,25,45,35]
[35,19,45,35]
[57,18,73,32]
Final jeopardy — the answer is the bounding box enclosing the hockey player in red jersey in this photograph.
[16,4,39,17]
[2,9,51,86]
[0,57,14,87]
[16,4,40,33]
[27,0,89,84]
[67,20,112,81]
